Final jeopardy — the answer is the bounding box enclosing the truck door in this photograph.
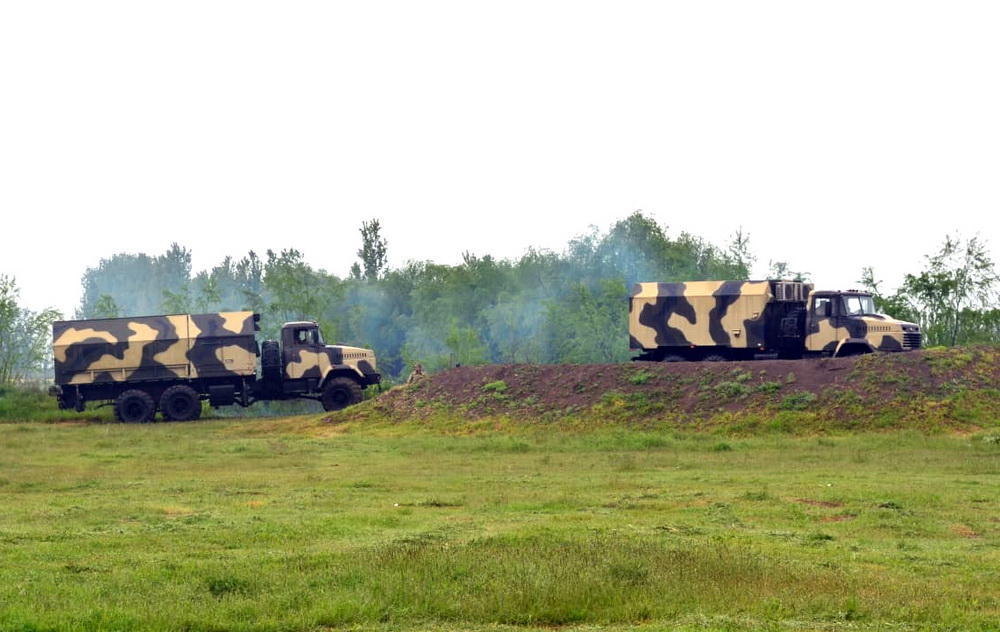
[283,325,325,380]
[804,295,839,354]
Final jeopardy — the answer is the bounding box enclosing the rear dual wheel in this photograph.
[113,386,202,423]
[114,389,156,423]
[160,385,202,422]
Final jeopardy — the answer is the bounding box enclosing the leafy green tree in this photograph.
[92,294,120,319]
[78,243,192,317]
[0,276,61,384]
[899,235,998,346]
[767,260,810,282]
[862,235,998,346]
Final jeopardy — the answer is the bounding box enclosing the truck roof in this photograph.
[630,280,774,299]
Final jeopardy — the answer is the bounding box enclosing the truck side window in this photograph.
[295,329,310,345]
[814,298,830,317]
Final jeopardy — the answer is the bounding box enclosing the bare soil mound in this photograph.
[338,347,999,433]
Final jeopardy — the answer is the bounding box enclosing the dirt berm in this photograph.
[329,347,999,434]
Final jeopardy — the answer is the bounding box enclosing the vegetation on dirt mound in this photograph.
[330,347,1000,434]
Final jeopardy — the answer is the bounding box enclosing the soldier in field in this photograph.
[406,363,425,385]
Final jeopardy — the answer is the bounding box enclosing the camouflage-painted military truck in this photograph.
[50,312,380,422]
[630,280,922,362]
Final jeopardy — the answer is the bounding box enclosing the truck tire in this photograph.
[114,389,156,423]
[661,354,686,363]
[321,377,363,411]
[160,385,202,422]
[702,354,727,362]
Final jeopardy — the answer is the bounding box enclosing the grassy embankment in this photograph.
[0,418,997,631]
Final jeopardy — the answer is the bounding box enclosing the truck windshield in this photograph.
[842,295,876,316]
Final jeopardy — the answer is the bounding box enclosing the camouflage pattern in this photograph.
[285,344,378,383]
[53,312,258,385]
[630,281,920,357]
[629,281,778,350]
[803,291,921,354]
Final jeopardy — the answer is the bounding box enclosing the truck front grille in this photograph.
[903,332,922,349]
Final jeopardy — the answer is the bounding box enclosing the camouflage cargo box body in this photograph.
[53,312,258,385]
[630,280,920,361]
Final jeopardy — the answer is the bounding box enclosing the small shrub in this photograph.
[780,392,816,411]
[756,381,782,394]
[731,369,752,383]
[481,380,508,394]
[627,370,654,385]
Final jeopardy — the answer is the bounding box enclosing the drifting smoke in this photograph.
[74,213,752,380]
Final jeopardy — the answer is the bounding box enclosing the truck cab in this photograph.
[256,321,380,410]
[803,291,921,356]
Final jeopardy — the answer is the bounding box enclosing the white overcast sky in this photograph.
[1,1,997,316]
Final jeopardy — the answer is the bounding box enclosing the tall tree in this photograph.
[355,219,388,282]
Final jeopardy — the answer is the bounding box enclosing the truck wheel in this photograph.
[114,389,156,423]
[321,377,362,411]
[661,354,686,363]
[160,385,202,422]
[703,354,727,362]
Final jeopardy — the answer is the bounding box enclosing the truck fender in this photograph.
[320,365,366,388]
[834,338,874,357]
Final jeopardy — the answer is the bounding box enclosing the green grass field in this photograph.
[0,418,997,631]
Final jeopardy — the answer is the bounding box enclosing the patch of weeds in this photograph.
[756,381,782,394]
[606,561,650,585]
[804,532,835,545]
[741,489,773,501]
[627,369,654,385]
[416,498,463,508]
[206,575,253,598]
[711,442,734,452]
[714,381,751,398]
[654,524,705,536]
[63,563,101,574]
[784,372,797,384]
[878,501,903,510]
[610,453,638,472]
[780,392,817,411]
[481,380,508,394]
[595,391,665,417]
[394,531,447,546]
[976,433,1000,445]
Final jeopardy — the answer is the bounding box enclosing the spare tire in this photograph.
[115,389,156,423]
[160,385,202,422]
[261,340,281,383]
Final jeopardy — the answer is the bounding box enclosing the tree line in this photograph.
[0,212,997,385]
